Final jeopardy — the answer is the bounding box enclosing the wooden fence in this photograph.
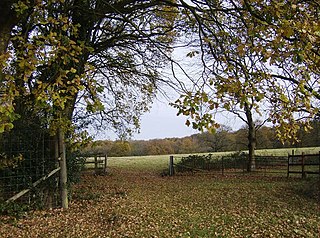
[79,154,108,175]
[169,152,320,178]
[287,152,320,178]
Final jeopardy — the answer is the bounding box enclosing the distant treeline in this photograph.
[83,120,320,157]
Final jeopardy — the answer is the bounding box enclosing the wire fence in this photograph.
[0,130,60,209]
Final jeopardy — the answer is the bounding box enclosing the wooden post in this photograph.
[287,154,290,178]
[58,129,68,209]
[318,151,320,177]
[301,152,305,179]
[242,156,245,174]
[288,150,294,178]
[169,156,174,176]
[94,155,98,174]
[104,154,108,174]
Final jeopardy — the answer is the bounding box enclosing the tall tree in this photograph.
[0,0,179,208]
[169,0,319,170]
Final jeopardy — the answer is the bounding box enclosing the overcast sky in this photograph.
[129,98,244,140]
[94,91,246,141]
[95,44,246,141]
[131,99,198,140]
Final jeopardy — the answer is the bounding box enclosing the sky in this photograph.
[95,44,246,141]
[97,95,245,141]
[96,95,200,141]
[131,99,244,140]
[128,98,244,141]
[131,99,198,140]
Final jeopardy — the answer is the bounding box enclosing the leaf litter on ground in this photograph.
[0,167,319,238]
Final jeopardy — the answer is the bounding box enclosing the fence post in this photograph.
[242,156,246,174]
[302,152,305,179]
[169,156,174,176]
[287,153,290,178]
[94,155,98,174]
[58,129,68,209]
[104,154,108,174]
[288,150,294,178]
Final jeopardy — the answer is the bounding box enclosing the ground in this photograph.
[0,165,319,237]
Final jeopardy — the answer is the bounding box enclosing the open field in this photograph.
[106,146,320,171]
[1,148,319,237]
[254,147,320,156]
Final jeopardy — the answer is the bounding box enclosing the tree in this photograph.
[0,0,179,208]
[256,126,275,149]
[170,0,271,171]
[169,0,319,171]
[196,126,233,152]
[109,140,132,157]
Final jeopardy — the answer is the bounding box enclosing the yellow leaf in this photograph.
[70,68,77,73]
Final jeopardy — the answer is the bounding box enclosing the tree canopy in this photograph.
[171,0,319,138]
[0,0,179,140]
[1,0,319,144]
[0,0,319,209]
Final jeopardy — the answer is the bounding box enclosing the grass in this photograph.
[0,148,319,237]
[255,146,320,156]
[106,146,320,168]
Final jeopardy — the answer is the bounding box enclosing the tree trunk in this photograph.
[0,0,18,54]
[245,102,256,172]
[0,8,14,82]
[58,129,68,209]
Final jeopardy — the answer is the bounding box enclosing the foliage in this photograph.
[66,152,86,185]
[0,201,30,218]
[175,152,287,173]
[0,0,180,141]
[171,0,319,143]
[108,141,132,157]
[175,154,219,172]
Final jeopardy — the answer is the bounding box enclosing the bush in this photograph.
[66,152,86,185]
[175,154,220,172]
[175,152,248,173]
[0,201,30,218]
[175,152,290,173]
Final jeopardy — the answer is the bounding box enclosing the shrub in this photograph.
[175,152,248,173]
[175,154,220,172]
